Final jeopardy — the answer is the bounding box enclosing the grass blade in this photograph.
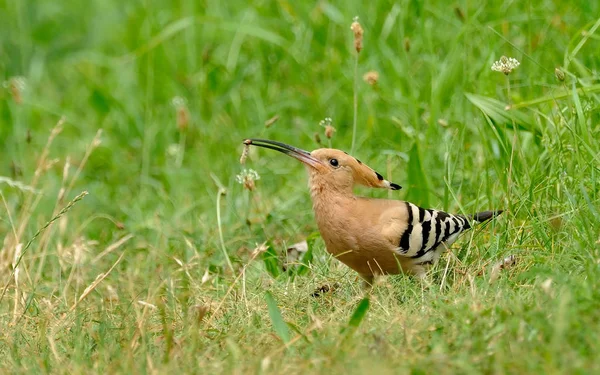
[509,83,600,109]
[265,291,290,344]
[340,298,371,347]
[347,297,370,329]
[406,143,431,208]
[0,191,88,305]
[261,242,281,278]
[465,93,539,135]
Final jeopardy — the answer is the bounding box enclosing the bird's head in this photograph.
[243,138,401,193]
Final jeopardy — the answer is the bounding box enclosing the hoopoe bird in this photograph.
[243,139,502,285]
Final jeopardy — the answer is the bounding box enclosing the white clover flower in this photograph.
[236,169,260,191]
[318,117,333,127]
[491,56,520,75]
[318,117,335,139]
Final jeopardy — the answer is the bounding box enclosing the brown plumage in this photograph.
[244,139,502,284]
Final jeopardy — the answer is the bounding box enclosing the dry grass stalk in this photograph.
[60,237,97,298]
[350,17,363,153]
[204,247,264,328]
[6,118,65,263]
[0,119,62,277]
[0,177,39,194]
[47,249,126,362]
[77,253,124,308]
[92,234,134,263]
[65,129,102,198]
[264,115,279,128]
[34,129,102,285]
[0,190,89,305]
[11,243,23,323]
[0,192,18,272]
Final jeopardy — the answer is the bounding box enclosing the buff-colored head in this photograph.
[243,139,401,192]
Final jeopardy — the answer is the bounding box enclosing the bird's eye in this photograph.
[329,158,339,167]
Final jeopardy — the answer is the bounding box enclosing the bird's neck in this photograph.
[308,176,354,215]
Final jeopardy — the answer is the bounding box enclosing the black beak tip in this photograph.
[390,183,402,190]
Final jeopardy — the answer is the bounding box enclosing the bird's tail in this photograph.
[468,210,504,223]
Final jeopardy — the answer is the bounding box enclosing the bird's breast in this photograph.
[311,198,405,275]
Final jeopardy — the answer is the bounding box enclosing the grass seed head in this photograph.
[350,16,364,53]
[177,106,190,131]
[240,144,250,164]
[324,125,336,139]
[363,71,379,86]
[171,96,190,131]
[319,117,336,139]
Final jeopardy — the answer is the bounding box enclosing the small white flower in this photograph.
[318,117,333,127]
[236,169,260,191]
[491,56,520,75]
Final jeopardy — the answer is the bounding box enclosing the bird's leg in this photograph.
[409,264,433,289]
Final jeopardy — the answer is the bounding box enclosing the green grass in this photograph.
[1,1,600,373]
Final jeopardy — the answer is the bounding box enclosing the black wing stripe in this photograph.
[410,247,428,259]
[444,219,452,238]
[459,215,471,230]
[420,220,432,251]
[399,224,412,253]
[436,211,450,221]
[435,218,443,244]
[452,216,460,230]
[406,202,414,223]
[399,202,414,253]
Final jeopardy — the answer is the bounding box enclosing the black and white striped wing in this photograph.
[395,202,471,261]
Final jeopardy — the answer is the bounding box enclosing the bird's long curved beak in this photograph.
[243,138,323,169]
